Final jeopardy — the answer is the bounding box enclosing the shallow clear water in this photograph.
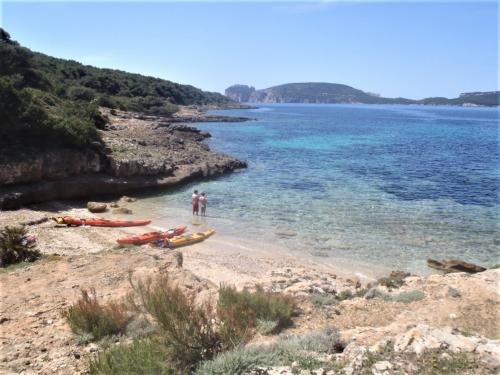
[135,104,499,274]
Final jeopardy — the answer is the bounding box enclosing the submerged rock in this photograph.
[427,258,486,274]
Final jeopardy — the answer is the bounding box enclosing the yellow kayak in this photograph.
[154,229,215,249]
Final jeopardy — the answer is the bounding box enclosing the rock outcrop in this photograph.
[428,258,487,273]
[0,108,247,209]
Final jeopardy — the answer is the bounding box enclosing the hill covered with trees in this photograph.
[0,28,233,150]
[225,83,499,107]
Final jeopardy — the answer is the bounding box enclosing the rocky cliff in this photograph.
[0,107,248,209]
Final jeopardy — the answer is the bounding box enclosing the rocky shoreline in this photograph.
[0,202,498,374]
[0,107,250,210]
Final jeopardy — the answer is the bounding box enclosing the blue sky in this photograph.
[1,1,498,99]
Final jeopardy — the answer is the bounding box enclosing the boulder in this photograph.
[86,202,107,213]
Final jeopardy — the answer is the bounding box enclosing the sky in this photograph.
[1,1,498,99]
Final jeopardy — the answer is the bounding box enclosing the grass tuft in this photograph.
[218,285,296,334]
[194,328,343,375]
[89,338,175,375]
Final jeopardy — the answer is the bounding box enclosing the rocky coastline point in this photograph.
[0,106,251,210]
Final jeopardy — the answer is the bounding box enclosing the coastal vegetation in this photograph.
[63,289,130,341]
[0,225,41,267]
[0,28,232,151]
[67,275,297,374]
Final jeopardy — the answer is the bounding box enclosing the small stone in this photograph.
[373,361,393,371]
[0,317,9,324]
[87,202,107,213]
[40,348,47,353]
[86,343,98,353]
[73,352,81,359]
[112,208,133,215]
[449,313,457,320]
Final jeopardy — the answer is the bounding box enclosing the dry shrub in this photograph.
[218,285,296,337]
[129,275,221,369]
[63,289,129,341]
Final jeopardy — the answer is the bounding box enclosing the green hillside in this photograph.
[226,83,498,106]
[0,28,232,150]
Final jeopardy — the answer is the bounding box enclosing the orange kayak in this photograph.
[116,226,187,245]
[53,216,151,227]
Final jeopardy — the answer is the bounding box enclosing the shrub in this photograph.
[129,275,221,369]
[377,271,411,289]
[365,288,424,303]
[337,289,353,301]
[218,285,295,334]
[68,85,95,101]
[311,294,338,309]
[97,95,117,109]
[195,328,343,375]
[0,225,41,267]
[89,338,175,375]
[63,289,129,341]
[256,319,279,335]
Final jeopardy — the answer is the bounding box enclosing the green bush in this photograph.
[68,85,95,101]
[63,289,130,341]
[129,276,221,369]
[0,226,41,267]
[89,338,175,375]
[310,294,338,309]
[218,285,296,335]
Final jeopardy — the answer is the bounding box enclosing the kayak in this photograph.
[151,229,215,249]
[116,226,187,245]
[53,216,151,227]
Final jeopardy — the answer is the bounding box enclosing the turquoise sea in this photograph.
[135,104,499,274]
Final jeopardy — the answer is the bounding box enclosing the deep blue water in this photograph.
[136,104,499,273]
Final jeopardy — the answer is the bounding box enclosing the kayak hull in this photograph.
[58,216,151,227]
[151,229,215,249]
[117,226,187,245]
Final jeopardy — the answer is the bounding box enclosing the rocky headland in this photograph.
[0,107,250,210]
[225,83,499,107]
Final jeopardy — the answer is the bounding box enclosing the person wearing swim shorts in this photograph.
[200,192,207,216]
[192,190,199,215]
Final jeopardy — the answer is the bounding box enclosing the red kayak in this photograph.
[116,226,187,245]
[53,216,151,227]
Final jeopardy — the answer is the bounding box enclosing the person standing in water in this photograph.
[200,192,207,216]
[192,190,199,215]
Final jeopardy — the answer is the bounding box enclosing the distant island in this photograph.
[225,83,499,107]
